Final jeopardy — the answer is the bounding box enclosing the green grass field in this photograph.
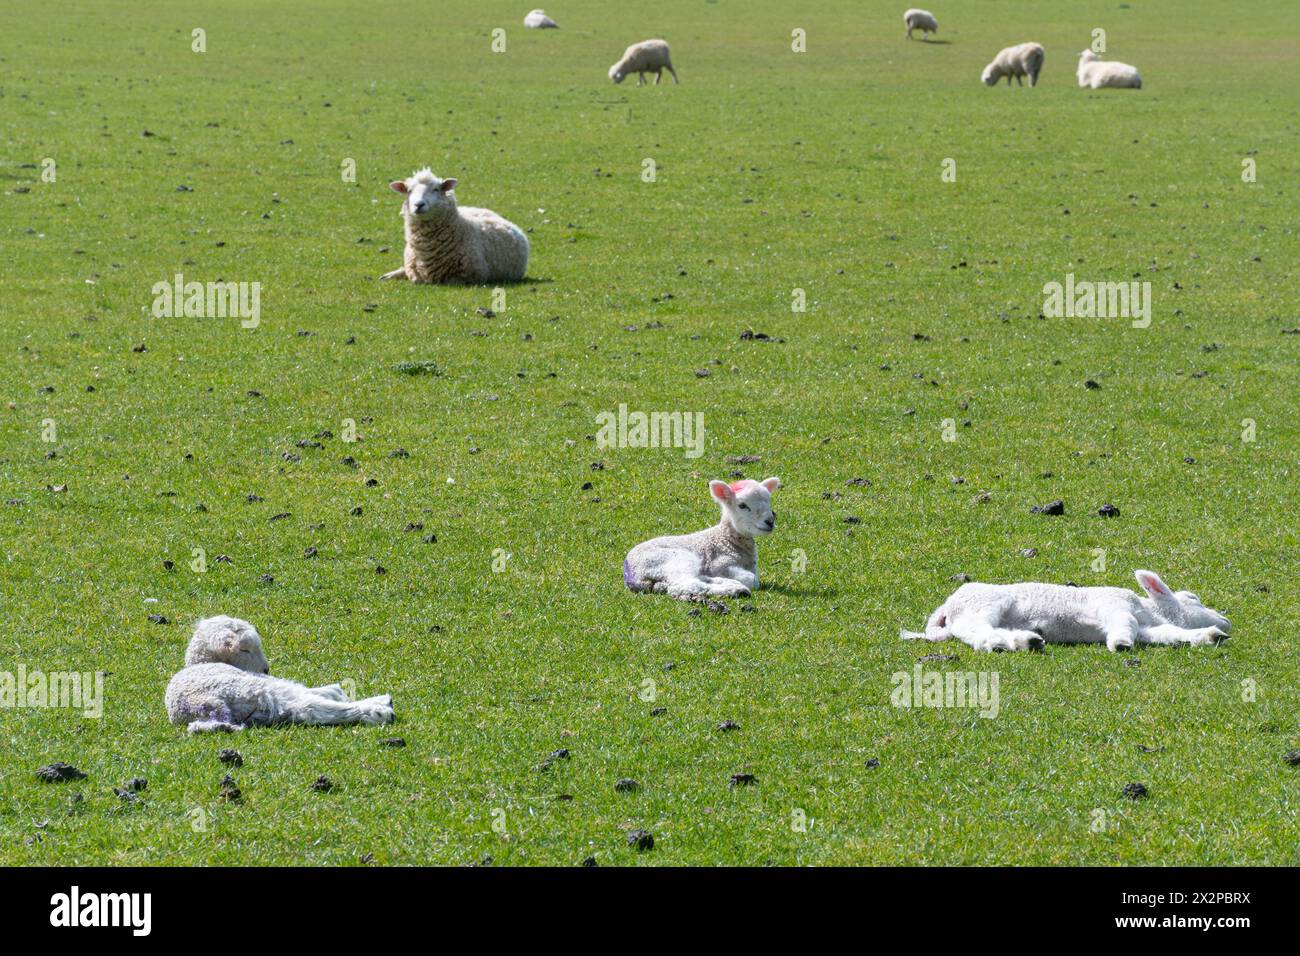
[2,0,1297,865]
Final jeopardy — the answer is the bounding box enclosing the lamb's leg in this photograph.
[1104,614,1138,652]
[380,267,407,280]
[668,65,679,83]
[1138,624,1229,647]
[187,720,246,734]
[282,690,394,726]
[950,614,1045,652]
[637,71,645,86]
[654,68,662,85]
[698,576,750,598]
[634,548,710,601]
[310,683,348,701]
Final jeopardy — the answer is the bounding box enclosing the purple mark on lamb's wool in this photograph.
[177,700,233,724]
[624,558,643,591]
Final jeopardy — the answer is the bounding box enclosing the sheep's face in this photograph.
[1135,571,1231,633]
[608,64,626,84]
[980,65,998,86]
[189,615,271,673]
[710,477,780,538]
[1079,49,1100,63]
[390,170,458,221]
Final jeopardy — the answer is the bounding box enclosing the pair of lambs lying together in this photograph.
[168,479,1228,734]
[625,478,1230,653]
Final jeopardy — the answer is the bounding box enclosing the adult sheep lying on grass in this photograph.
[624,478,780,599]
[609,39,678,85]
[901,570,1230,653]
[524,9,558,29]
[981,42,1045,87]
[381,169,529,284]
[1077,49,1142,89]
[165,616,395,733]
[903,9,938,40]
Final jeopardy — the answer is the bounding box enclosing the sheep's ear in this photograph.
[709,480,734,503]
[389,180,408,194]
[760,476,780,494]
[439,178,458,193]
[1135,570,1172,598]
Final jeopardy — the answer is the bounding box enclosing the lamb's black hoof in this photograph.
[1028,635,1046,652]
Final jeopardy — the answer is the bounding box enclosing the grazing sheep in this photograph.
[524,9,558,29]
[901,570,1231,653]
[1077,49,1142,89]
[165,615,395,733]
[380,169,529,284]
[624,478,780,599]
[609,39,678,86]
[903,9,938,40]
[981,42,1045,87]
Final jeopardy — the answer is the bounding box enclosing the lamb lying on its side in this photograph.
[902,571,1230,653]
[981,42,1045,87]
[609,39,678,86]
[381,169,529,284]
[625,478,779,599]
[903,9,938,40]
[165,616,394,733]
[524,9,558,29]
[1077,49,1142,89]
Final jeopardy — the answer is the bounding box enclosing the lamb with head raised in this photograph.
[901,570,1230,653]
[624,478,780,599]
[164,615,394,733]
[380,169,529,284]
[1077,49,1142,89]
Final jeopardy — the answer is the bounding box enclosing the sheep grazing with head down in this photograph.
[609,39,678,86]
[624,478,780,600]
[380,169,529,284]
[981,42,1045,87]
[164,615,395,733]
[903,9,938,40]
[524,9,558,29]
[1077,49,1142,89]
[901,570,1230,653]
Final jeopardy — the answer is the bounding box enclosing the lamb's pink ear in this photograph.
[1135,570,1172,598]
[709,480,734,502]
[389,180,408,194]
[440,178,458,193]
[761,476,780,493]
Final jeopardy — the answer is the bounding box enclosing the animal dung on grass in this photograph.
[381,169,529,284]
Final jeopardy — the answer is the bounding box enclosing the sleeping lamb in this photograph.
[381,169,529,284]
[901,570,1230,652]
[625,478,779,599]
[165,615,394,733]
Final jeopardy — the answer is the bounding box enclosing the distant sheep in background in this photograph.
[982,42,1045,87]
[609,39,678,85]
[901,570,1231,653]
[1077,49,1142,89]
[165,616,394,733]
[381,169,529,284]
[524,9,558,29]
[904,9,938,40]
[624,478,780,599]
